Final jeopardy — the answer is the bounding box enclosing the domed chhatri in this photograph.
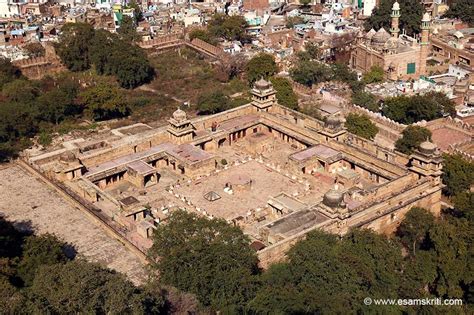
[372,28,390,45]
[172,108,187,123]
[254,78,272,91]
[419,140,437,155]
[323,189,344,208]
[392,1,400,11]
[422,12,431,22]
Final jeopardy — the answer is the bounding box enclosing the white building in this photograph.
[0,0,25,18]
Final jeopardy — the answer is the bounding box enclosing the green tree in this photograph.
[55,23,95,71]
[127,0,143,23]
[80,83,130,120]
[362,65,384,84]
[37,80,79,124]
[251,230,403,314]
[106,41,154,89]
[2,79,39,104]
[149,210,259,310]
[443,0,474,26]
[208,14,249,42]
[382,93,454,124]
[188,29,216,45]
[197,90,230,115]
[396,207,435,256]
[442,154,474,197]
[118,16,139,42]
[345,113,379,140]
[28,260,165,314]
[270,77,298,110]
[395,125,432,154]
[290,60,331,87]
[0,58,22,89]
[352,91,378,112]
[16,234,70,286]
[246,53,278,85]
[365,0,424,36]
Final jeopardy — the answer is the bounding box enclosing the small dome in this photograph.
[392,1,400,11]
[422,12,431,22]
[254,78,271,90]
[419,141,437,155]
[365,28,376,40]
[372,28,390,45]
[323,189,344,208]
[172,108,187,122]
[59,151,76,163]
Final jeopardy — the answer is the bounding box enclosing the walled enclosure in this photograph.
[26,79,443,268]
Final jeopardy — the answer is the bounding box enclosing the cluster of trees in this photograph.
[443,0,474,26]
[345,113,379,140]
[0,217,166,314]
[150,202,473,313]
[364,0,424,36]
[395,125,432,154]
[198,53,298,114]
[290,48,363,93]
[55,23,153,89]
[189,13,249,45]
[0,57,151,161]
[197,91,234,115]
[382,92,456,124]
[442,153,474,197]
[0,66,79,160]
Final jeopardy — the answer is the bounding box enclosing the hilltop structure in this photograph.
[26,79,443,267]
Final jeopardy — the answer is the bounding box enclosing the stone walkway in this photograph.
[0,165,147,285]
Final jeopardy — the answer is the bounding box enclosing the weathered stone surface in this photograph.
[0,165,146,284]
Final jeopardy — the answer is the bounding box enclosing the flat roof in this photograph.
[291,144,342,162]
[217,114,260,132]
[127,160,155,175]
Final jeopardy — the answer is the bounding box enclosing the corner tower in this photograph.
[390,1,400,38]
[419,12,431,76]
[251,78,276,112]
[168,108,194,144]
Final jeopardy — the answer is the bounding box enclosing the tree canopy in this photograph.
[208,14,249,43]
[148,210,259,311]
[0,216,166,314]
[345,113,379,140]
[245,53,278,85]
[443,0,474,26]
[56,23,153,88]
[196,90,231,115]
[395,125,432,154]
[270,77,298,110]
[382,92,455,124]
[442,153,474,197]
[352,91,378,112]
[364,0,424,36]
[362,66,384,85]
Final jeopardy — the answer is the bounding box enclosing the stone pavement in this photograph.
[0,165,147,285]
